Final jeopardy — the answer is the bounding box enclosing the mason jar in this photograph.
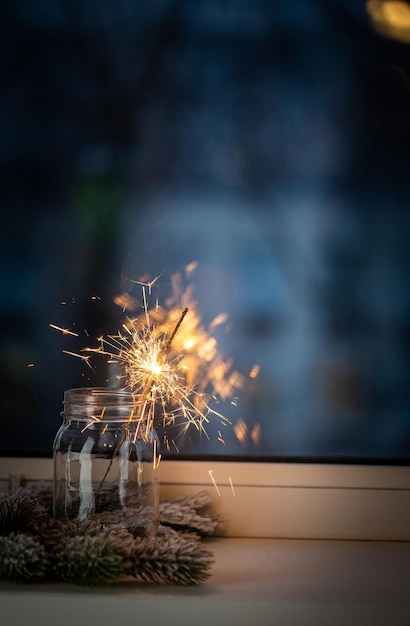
[53,387,159,535]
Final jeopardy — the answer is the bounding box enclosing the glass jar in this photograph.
[53,388,159,535]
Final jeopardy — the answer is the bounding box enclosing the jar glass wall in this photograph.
[53,388,159,535]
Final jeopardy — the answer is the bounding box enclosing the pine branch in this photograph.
[165,490,213,511]
[159,501,220,535]
[130,534,214,585]
[0,496,46,535]
[25,514,74,553]
[0,489,218,586]
[54,534,133,586]
[0,533,49,582]
[10,481,53,512]
[158,491,223,535]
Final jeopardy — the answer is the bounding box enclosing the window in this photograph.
[1,2,410,470]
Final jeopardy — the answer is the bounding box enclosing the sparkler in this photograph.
[118,265,246,402]
[55,265,245,445]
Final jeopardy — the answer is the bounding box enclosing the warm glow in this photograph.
[183,338,197,350]
[234,417,248,445]
[367,0,410,42]
[53,264,255,445]
[149,361,163,375]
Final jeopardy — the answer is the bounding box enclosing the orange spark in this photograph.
[234,418,248,446]
[62,350,94,371]
[217,430,226,445]
[49,323,79,337]
[123,271,164,295]
[249,364,260,379]
[251,423,262,448]
[208,469,221,496]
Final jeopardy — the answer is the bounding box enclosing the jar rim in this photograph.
[64,387,142,402]
[62,387,146,420]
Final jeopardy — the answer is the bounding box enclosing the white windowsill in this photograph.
[1,457,409,540]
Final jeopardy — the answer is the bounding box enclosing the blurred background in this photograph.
[1,0,410,461]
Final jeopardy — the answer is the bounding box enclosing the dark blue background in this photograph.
[1,1,410,461]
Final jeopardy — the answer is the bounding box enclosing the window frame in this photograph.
[1,457,409,540]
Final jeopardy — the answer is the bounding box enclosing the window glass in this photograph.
[1,1,409,462]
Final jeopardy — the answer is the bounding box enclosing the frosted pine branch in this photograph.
[0,533,49,582]
[131,534,214,585]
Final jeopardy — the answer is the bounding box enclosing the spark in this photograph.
[153,439,161,469]
[229,476,235,496]
[142,286,150,328]
[208,469,221,496]
[209,312,229,330]
[62,350,94,371]
[186,260,199,274]
[113,292,139,313]
[122,271,164,295]
[217,430,226,445]
[251,423,262,448]
[27,363,35,368]
[234,417,248,446]
[49,323,79,337]
[249,364,260,379]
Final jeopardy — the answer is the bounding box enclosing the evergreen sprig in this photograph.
[131,534,214,585]
[11,480,53,511]
[158,501,220,535]
[0,533,49,582]
[0,495,45,535]
[25,514,73,555]
[0,488,217,586]
[54,535,131,586]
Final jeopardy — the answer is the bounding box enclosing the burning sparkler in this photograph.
[53,264,246,445]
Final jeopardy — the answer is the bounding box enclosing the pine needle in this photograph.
[0,496,45,535]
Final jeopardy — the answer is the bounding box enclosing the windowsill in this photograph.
[2,457,410,540]
[1,537,410,625]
